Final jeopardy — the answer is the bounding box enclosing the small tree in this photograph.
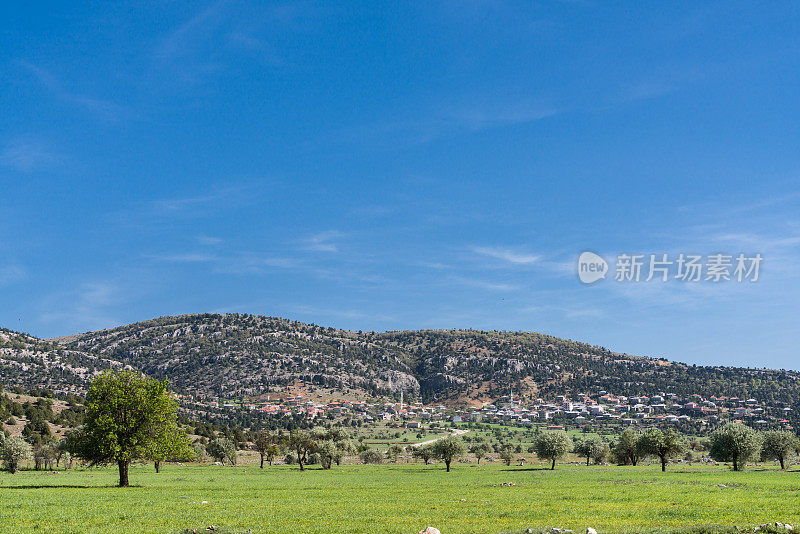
[288,431,316,471]
[432,436,466,472]
[359,449,383,464]
[611,428,643,466]
[709,422,762,471]
[412,444,435,465]
[146,423,194,472]
[574,436,609,466]
[499,443,515,466]
[1,435,33,473]
[70,370,186,487]
[637,428,685,472]
[386,444,404,461]
[534,430,572,470]
[470,442,491,464]
[206,437,237,466]
[760,430,799,470]
[313,427,355,469]
[253,431,283,469]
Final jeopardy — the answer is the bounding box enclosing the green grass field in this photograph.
[1,461,798,534]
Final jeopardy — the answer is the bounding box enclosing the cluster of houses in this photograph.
[191,389,793,431]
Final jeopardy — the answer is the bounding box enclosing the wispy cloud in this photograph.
[20,61,132,122]
[304,230,344,252]
[471,246,540,265]
[39,281,122,334]
[0,138,60,172]
[452,275,519,292]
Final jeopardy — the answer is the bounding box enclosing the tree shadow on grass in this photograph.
[499,467,557,472]
[0,484,142,489]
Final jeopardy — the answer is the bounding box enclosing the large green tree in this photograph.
[534,430,572,470]
[71,370,185,486]
[637,428,685,471]
[709,422,762,471]
[760,430,799,470]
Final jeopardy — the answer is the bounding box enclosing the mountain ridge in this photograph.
[0,313,796,425]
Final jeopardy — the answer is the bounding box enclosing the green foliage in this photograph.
[312,427,355,469]
[359,449,383,464]
[288,430,316,471]
[1,435,33,473]
[709,422,762,471]
[611,428,643,466]
[470,442,491,464]
[760,430,799,470]
[411,444,435,465]
[534,430,572,470]
[431,435,466,471]
[637,428,685,471]
[71,370,185,486]
[206,438,238,466]
[574,435,610,466]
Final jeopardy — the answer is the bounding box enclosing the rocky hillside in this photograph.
[0,327,121,394]
[33,313,800,411]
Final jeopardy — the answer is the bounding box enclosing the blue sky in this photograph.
[2,2,799,370]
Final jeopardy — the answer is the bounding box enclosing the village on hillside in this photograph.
[183,388,794,434]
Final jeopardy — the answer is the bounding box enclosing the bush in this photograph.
[359,450,383,464]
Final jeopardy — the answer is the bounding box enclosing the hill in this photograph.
[0,327,121,395]
[1,313,798,416]
[31,313,799,412]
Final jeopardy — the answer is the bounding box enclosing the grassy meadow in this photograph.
[1,460,799,534]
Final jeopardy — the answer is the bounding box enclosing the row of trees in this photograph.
[581,424,799,472]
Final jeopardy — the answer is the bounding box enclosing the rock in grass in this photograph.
[418,527,441,534]
[587,528,598,534]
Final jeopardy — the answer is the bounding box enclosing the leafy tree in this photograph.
[70,370,186,486]
[1,435,32,473]
[431,436,466,472]
[499,443,515,466]
[709,422,762,471]
[288,431,316,471]
[253,431,283,469]
[146,422,194,472]
[312,427,355,469]
[534,430,572,470]
[611,428,643,466]
[760,430,799,470]
[470,442,491,464]
[206,437,237,466]
[637,428,685,471]
[412,444,435,465]
[574,435,609,466]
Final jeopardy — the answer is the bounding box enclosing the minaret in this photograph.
[510,388,513,409]
[400,389,403,412]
